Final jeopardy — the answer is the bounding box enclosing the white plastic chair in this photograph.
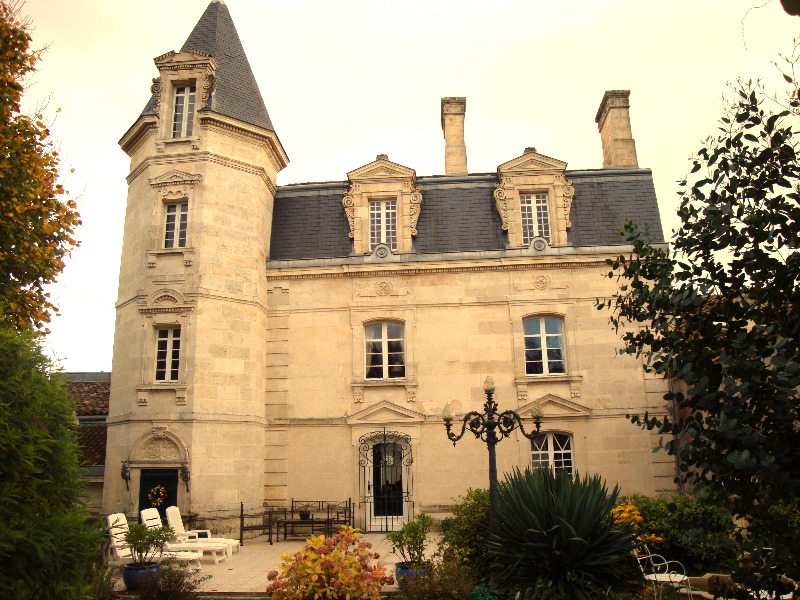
[106,513,202,569]
[166,505,240,555]
[140,508,228,564]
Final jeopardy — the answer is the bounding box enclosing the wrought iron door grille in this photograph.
[358,430,413,532]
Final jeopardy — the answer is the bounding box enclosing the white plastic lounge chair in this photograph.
[140,508,228,564]
[166,505,240,556]
[106,513,202,569]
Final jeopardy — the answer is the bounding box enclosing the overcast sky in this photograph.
[18,0,798,372]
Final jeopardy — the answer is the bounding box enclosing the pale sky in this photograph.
[18,0,798,372]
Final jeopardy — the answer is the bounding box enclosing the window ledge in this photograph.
[515,373,582,399]
[156,136,201,152]
[147,248,194,267]
[136,384,187,407]
[351,380,417,403]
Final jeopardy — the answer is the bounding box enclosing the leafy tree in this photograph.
[0,0,80,332]
[0,321,99,598]
[599,48,800,596]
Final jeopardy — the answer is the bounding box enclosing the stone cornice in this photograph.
[266,258,610,281]
[126,151,276,195]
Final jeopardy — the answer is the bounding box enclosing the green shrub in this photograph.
[0,323,99,599]
[387,513,435,567]
[488,468,642,599]
[394,558,476,600]
[137,559,210,600]
[627,493,735,574]
[441,488,491,584]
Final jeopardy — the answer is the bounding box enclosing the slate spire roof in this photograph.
[141,1,274,132]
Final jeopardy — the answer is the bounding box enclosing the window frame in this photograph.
[520,192,551,245]
[364,320,406,380]
[155,326,182,382]
[172,83,197,139]
[369,198,398,251]
[163,201,189,249]
[531,431,574,475]
[523,315,566,376]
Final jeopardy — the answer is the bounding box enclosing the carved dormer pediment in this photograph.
[347,157,416,183]
[343,154,422,254]
[518,394,591,419]
[495,148,574,247]
[346,400,426,425]
[497,151,568,175]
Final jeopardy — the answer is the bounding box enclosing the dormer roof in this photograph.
[140,1,274,132]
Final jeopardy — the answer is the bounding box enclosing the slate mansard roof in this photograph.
[268,168,664,262]
[141,1,274,132]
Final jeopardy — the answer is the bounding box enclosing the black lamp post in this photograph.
[442,375,543,529]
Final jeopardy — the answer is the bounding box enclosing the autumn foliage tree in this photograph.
[599,47,800,597]
[0,0,79,332]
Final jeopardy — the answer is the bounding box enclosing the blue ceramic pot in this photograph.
[122,562,160,591]
[395,561,431,581]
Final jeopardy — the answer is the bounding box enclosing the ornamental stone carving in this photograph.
[493,179,512,231]
[201,73,216,105]
[409,187,422,236]
[342,189,356,239]
[150,78,162,114]
[143,437,180,460]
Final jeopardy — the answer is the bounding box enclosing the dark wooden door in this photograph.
[138,468,179,520]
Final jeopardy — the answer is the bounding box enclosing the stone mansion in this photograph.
[71,0,677,530]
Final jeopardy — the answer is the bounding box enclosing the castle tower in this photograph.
[103,0,288,516]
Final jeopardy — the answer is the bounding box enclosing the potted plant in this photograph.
[386,513,435,580]
[121,523,175,591]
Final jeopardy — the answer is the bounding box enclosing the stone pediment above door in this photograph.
[346,400,425,425]
[518,394,591,418]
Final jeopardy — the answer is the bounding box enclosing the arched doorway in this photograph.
[358,430,413,532]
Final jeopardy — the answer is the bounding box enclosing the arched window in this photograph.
[365,321,405,379]
[531,432,573,475]
[523,316,565,375]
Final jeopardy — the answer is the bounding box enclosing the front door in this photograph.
[138,468,179,520]
[359,430,412,531]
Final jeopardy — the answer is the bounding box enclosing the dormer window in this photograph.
[369,199,398,250]
[520,193,550,245]
[495,149,574,248]
[342,155,422,255]
[172,84,196,138]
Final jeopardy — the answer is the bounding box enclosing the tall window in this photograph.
[155,327,181,382]
[531,432,573,475]
[520,193,550,245]
[164,202,188,248]
[369,199,397,250]
[365,321,405,379]
[523,316,565,375]
[172,84,196,138]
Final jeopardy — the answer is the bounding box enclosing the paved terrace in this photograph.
[115,533,439,596]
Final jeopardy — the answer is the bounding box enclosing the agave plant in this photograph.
[487,467,642,599]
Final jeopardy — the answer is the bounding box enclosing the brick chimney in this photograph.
[441,97,467,175]
[595,90,638,168]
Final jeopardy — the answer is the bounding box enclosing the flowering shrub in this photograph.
[266,526,393,599]
[611,501,662,546]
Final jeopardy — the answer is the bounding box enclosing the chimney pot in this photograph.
[595,90,638,168]
[441,97,468,175]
